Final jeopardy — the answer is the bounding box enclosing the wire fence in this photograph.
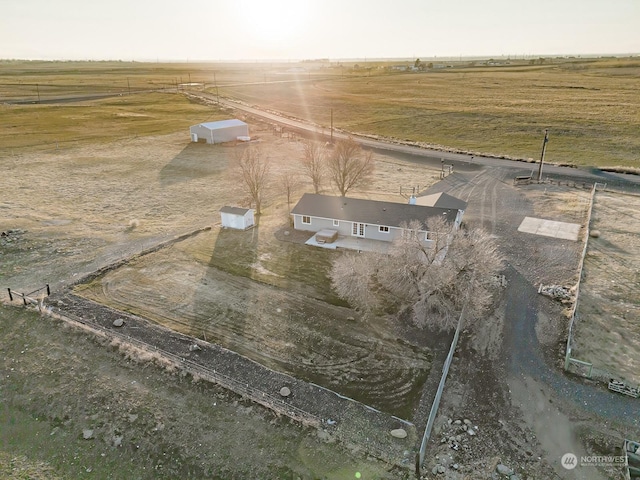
[415,307,465,477]
[45,306,322,428]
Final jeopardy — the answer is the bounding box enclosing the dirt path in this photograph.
[421,169,639,478]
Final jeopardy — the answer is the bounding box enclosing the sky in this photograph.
[1,0,639,61]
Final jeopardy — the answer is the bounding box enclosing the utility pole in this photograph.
[213,72,220,104]
[330,108,333,143]
[537,129,549,182]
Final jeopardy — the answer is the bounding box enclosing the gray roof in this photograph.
[415,192,467,210]
[220,206,251,216]
[291,194,457,227]
[195,119,247,130]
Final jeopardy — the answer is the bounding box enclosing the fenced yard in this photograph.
[572,191,640,386]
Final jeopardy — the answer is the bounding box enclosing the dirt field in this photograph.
[574,191,640,385]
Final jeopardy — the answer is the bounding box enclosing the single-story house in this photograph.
[220,206,254,230]
[290,193,460,246]
[190,119,249,144]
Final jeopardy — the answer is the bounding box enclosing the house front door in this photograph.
[352,222,365,237]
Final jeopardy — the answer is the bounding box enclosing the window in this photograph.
[302,216,311,224]
[333,219,339,226]
[379,226,389,233]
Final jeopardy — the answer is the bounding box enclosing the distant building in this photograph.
[190,119,249,144]
[220,206,255,230]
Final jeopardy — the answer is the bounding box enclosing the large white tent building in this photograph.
[189,119,249,144]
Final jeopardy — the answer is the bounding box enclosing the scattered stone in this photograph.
[437,465,446,474]
[279,387,291,397]
[454,419,462,425]
[112,318,124,327]
[50,426,60,436]
[510,475,521,480]
[112,435,123,447]
[390,428,407,439]
[127,413,138,423]
[467,428,476,436]
[283,230,290,236]
[317,430,331,442]
[590,230,600,238]
[496,464,514,476]
[82,429,94,440]
[452,463,460,470]
[326,419,336,425]
[538,284,572,301]
[463,419,472,425]
[432,466,439,475]
[188,344,201,352]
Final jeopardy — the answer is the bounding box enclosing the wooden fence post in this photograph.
[7,288,13,301]
[46,284,50,296]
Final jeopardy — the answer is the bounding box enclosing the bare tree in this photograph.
[301,140,325,193]
[235,146,270,215]
[279,172,301,215]
[325,137,374,196]
[331,218,503,329]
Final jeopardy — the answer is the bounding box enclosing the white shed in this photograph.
[190,119,249,144]
[220,206,255,230]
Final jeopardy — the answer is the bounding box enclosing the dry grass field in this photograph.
[1,97,440,476]
[574,192,640,385]
[2,57,639,167]
[1,60,638,478]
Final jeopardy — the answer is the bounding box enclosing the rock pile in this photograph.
[0,229,25,246]
[538,284,573,302]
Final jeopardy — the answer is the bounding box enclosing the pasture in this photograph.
[2,57,639,167]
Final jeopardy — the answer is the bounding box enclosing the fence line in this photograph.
[416,307,465,477]
[45,307,321,428]
[7,284,50,306]
[564,184,597,372]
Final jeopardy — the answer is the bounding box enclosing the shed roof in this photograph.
[415,192,467,210]
[220,206,252,216]
[291,194,457,228]
[196,119,247,130]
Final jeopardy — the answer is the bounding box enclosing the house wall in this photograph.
[293,215,349,234]
[292,214,436,245]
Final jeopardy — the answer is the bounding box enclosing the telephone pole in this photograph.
[330,108,334,143]
[537,129,549,182]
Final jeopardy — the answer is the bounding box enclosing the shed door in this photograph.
[352,222,365,237]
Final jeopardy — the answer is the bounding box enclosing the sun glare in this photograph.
[238,0,310,48]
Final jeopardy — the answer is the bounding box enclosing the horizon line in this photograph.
[2,52,639,64]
